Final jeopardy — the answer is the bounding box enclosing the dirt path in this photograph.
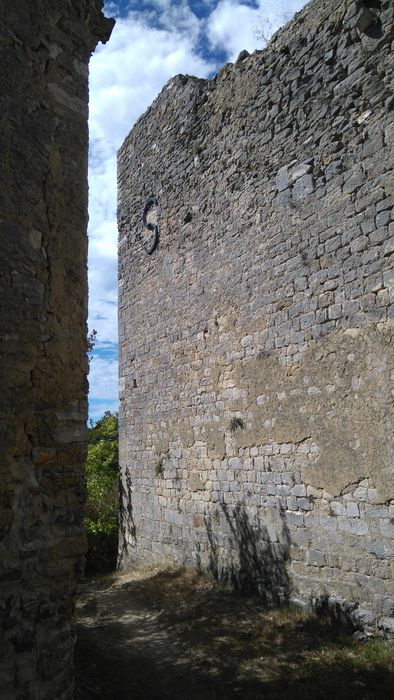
[75,567,393,700]
[75,571,208,699]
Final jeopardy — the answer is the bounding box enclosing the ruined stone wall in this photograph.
[118,0,394,634]
[0,2,113,697]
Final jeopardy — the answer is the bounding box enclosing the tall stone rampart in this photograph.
[118,0,394,633]
[0,2,113,697]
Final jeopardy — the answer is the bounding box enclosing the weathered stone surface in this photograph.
[118,0,394,632]
[0,2,113,698]
[356,8,378,34]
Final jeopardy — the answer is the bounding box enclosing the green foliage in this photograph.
[229,416,245,433]
[86,328,97,362]
[155,456,165,477]
[85,411,119,573]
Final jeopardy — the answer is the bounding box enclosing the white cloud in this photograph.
[207,0,260,60]
[89,9,214,152]
[207,0,306,61]
[89,356,119,400]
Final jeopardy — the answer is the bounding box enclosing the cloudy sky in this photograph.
[88,0,307,422]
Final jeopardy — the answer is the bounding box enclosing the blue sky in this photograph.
[87,0,306,422]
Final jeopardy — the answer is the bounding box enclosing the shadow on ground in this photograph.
[75,568,393,700]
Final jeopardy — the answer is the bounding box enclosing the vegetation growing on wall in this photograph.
[85,411,119,573]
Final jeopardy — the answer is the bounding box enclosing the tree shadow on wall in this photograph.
[202,501,291,606]
[117,469,136,570]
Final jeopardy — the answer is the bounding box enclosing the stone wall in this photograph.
[0,2,113,697]
[118,0,394,634]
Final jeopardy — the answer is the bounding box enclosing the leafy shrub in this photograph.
[85,411,119,574]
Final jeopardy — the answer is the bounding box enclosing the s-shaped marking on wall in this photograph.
[142,196,159,255]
